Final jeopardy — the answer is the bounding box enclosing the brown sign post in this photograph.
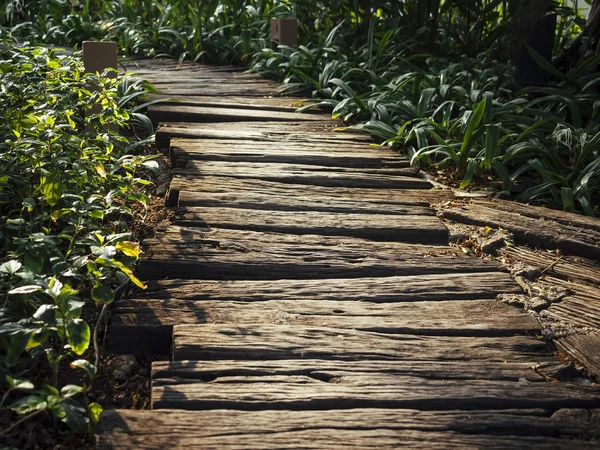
[270,18,298,49]
[83,41,118,130]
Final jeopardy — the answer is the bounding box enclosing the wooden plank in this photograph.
[172,324,551,362]
[171,137,395,152]
[556,332,600,377]
[176,191,435,215]
[134,273,520,300]
[148,94,308,110]
[542,296,600,329]
[148,97,301,113]
[142,226,503,279]
[98,408,600,449]
[475,199,600,233]
[441,203,600,259]
[150,85,280,96]
[177,177,450,206]
[172,207,446,243]
[151,370,600,411]
[152,359,569,383]
[180,160,417,177]
[174,165,431,190]
[170,140,409,168]
[148,105,329,125]
[106,299,536,356]
[156,121,368,143]
[500,246,600,287]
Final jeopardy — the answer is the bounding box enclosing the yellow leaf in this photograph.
[116,241,141,259]
[95,165,106,178]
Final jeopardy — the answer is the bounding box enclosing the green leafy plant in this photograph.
[0,40,155,441]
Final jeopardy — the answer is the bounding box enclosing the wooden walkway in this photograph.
[98,59,600,448]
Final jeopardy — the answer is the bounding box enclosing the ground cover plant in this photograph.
[0,37,157,447]
[4,0,596,214]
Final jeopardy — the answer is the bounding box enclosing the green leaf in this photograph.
[58,399,89,432]
[11,395,47,414]
[8,285,43,295]
[70,359,98,377]
[88,402,103,435]
[0,260,22,275]
[60,384,85,397]
[6,376,35,392]
[526,44,580,90]
[66,319,91,356]
[7,330,32,366]
[33,304,58,326]
[460,159,478,189]
[91,283,114,305]
[561,187,575,213]
[460,98,486,157]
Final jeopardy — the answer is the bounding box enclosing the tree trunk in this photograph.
[553,0,600,73]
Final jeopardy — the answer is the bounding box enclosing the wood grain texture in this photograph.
[180,159,418,177]
[174,164,431,190]
[177,176,451,206]
[147,94,308,110]
[156,121,369,143]
[556,332,600,377]
[135,273,519,300]
[152,359,569,383]
[172,207,447,243]
[176,191,436,215]
[172,324,551,362]
[441,203,600,259]
[98,408,600,449]
[500,246,600,287]
[149,105,327,125]
[171,138,407,166]
[151,371,600,411]
[474,199,600,233]
[106,299,536,355]
[141,239,512,280]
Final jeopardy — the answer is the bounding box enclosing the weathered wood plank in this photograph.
[542,296,600,329]
[156,121,368,144]
[173,164,430,190]
[152,86,280,97]
[170,140,409,168]
[556,332,600,377]
[152,359,569,383]
[500,246,600,288]
[148,95,307,111]
[141,226,503,279]
[177,177,450,206]
[98,408,600,449]
[474,199,600,233]
[172,324,551,362]
[106,299,536,356]
[151,369,600,411]
[176,191,435,215]
[149,105,327,125]
[172,208,446,243]
[180,160,417,177]
[441,203,600,259]
[134,273,520,300]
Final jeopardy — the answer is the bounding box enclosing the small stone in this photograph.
[512,263,542,280]
[526,296,548,312]
[448,230,469,243]
[480,231,512,254]
[108,355,138,380]
[494,190,512,200]
[498,293,528,308]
